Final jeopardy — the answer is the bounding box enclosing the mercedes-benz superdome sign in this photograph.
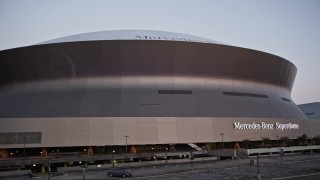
[233,122,299,130]
[135,35,215,44]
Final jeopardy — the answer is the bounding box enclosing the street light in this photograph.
[165,147,168,165]
[80,164,87,180]
[189,151,194,170]
[48,159,51,180]
[257,154,261,180]
[220,133,224,149]
[23,137,27,160]
[124,135,129,153]
[112,150,115,168]
[279,148,284,163]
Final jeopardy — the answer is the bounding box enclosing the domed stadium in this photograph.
[0,30,319,160]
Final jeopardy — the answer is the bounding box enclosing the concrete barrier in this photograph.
[247,145,320,155]
[0,170,31,178]
[57,156,218,172]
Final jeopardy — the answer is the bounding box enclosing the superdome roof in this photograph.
[39,30,224,45]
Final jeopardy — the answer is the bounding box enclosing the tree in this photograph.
[313,135,320,145]
[261,137,271,148]
[297,133,308,145]
[242,139,251,149]
[279,136,290,146]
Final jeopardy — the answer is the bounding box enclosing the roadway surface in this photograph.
[4,154,320,180]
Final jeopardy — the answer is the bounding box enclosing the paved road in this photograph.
[137,157,320,180]
[3,154,320,180]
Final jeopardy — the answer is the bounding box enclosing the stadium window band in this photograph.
[222,92,269,98]
[158,90,193,95]
[281,97,292,102]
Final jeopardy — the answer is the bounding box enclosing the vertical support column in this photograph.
[204,143,211,150]
[41,164,45,173]
[130,145,136,154]
[234,142,240,149]
[170,144,176,151]
[41,148,48,156]
[87,147,93,155]
[0,149,9,158]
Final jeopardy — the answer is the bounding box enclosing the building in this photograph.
[298,102,320,120]
[0,30,319,157]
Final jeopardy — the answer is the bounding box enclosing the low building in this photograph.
[298,102,320,120]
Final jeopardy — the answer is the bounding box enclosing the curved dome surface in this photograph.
[39,30,224,45]
[1,30,316,150]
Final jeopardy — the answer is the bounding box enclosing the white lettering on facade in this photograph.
[261,122,274,129]
[234,122,299,130]
[233,122,261,130]
[275,122,299,131]
[135,35,212,43]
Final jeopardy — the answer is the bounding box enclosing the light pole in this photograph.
[220,133,224,149]
[276,136,279,146]
[48,159,51,180]
[189,151,194,170]
[83,165,87,180]
[257,154,261,180]
[124,135,129,153]
[23,137,26,160]
[165,147,168,165]
[279,148,284,163]
[151,147,154,160]
[80,164,87,180]
[112,150,115,168]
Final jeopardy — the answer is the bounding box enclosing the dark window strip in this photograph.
[223,92,269,98]
[281,98,292,102]
[176,90,193,94]
[0,132,42,145]
[305,112,315,115]
[158,90,175,94]
[140,104,160,106]
[158,90,193,95]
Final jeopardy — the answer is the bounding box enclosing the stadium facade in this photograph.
[0,30,319,157]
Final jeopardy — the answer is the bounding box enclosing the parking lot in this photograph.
[139,157,320,180]
[3,154,320,180]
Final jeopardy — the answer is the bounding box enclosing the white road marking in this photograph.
[272,172,320,180]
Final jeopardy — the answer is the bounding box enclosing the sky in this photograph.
[0,0,319,105]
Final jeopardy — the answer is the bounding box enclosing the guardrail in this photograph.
[205,145,320,159]
[247,145,320,155]
[0,151,208,168]
[0,170,31,178]
[57,156,218,173]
